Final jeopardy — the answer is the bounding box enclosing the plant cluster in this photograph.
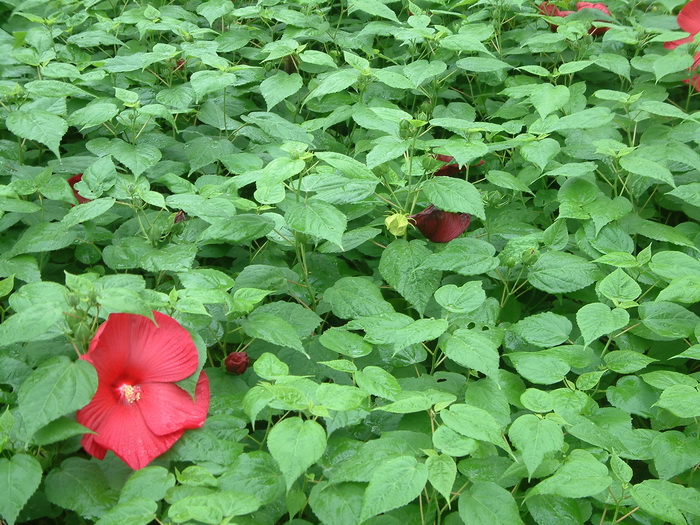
[1,0,700,523]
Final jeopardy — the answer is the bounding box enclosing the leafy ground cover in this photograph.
[1,0,700,523]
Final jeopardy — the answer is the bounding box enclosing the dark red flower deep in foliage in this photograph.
[409,205,471,243]
[434,154,485,177]
[225,351,250,374]
[76,312,209,470]
[539,2,611,35]
[67,174,91,204]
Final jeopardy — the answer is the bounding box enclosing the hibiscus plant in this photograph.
[1,0,700,523]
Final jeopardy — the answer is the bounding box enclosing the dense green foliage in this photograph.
[1,0,700,523]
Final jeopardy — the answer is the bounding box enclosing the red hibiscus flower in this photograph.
[665,0,700,49]
[539,2,611,35]
[77,312,209,470]
[224,351,250,374]
[409,205,471,243]
[434,154,485,177]
[67,174,91,204]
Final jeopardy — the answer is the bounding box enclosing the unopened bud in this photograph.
[225,351,250,375]
[385,213,409,236]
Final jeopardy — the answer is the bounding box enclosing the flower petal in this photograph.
[81,434,108,460]
[92,401,184,470]
[678,0,700,35]
[76,383,119,438]
[410,206,472,243]
[139,371,210,436]
[87,312,199,384]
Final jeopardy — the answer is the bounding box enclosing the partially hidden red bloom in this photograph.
[539,2,611,35]
[434,154,485,177]
[665,0,700,49]
[409,205,471,243]
[664,1,700,90]
[224,351,250,374]
[67,174,91,204]
[174,59,186,71]
[77,312,210,470]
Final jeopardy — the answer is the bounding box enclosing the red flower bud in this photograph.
[174,59,186,71]
[174,210,186,223]
[225,352,250,374]
[67,173,91,204]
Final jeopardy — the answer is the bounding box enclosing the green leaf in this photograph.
[434,281,485,313]
[423,238,499,276]
[68,103,119,129]
[268,417,327,490]
[576,303,629,346]
[45,457,116,519]
[528,251,597,293]
[309,482,364,525]
[598,268,641,302]
[651,431,700,480]
[530,84,570,119]
[507,352,570,385]
[190,70,237,100]
[6,109,68,157]
[456,56,512,72]
[306,68,360,102]
[62,197,116,227]
[652,52,693,81]
[360,456,428,522]
[657,275,700,304]
[379,240,441,314]
[323,277,393,319]
[530,449,612,498]
[9,221,78,257]
[319,327,373,358]
[512,312,572,348]
[459,481,522,525]
[440,404,510,453]
[508,414,564,477]
[95,499,157,525]
[0,305,63,347]
[0,454,42,525]
[218,452,285,506]
[17,356,97,438]
[119,466,175,503]
[426,454,457,501]
[260,71,303,110]
[655,385,700,418]
[630,482,687,525]
[355,366,402,400]
[442,329,499,378]
[108,140,162,177]
[168,491,261,523]
[421,177,485,219]
[619,155,675,187]
[243,312,306,354]
[521,138,560,171]
[286,199,347,248]
[640,301,700,338]
[667,182,700,207]
[526,495,584,525]
[348,0,399,22]
[604,351,656,373]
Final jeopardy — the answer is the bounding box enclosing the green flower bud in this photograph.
[385,213,409,236]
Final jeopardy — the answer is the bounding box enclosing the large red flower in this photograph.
[77,312,209,470]
[434,154,485,177]
[539,2,611,35]
[67,173,91,204]
[665,0,700,49]
[409,205,471,243]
